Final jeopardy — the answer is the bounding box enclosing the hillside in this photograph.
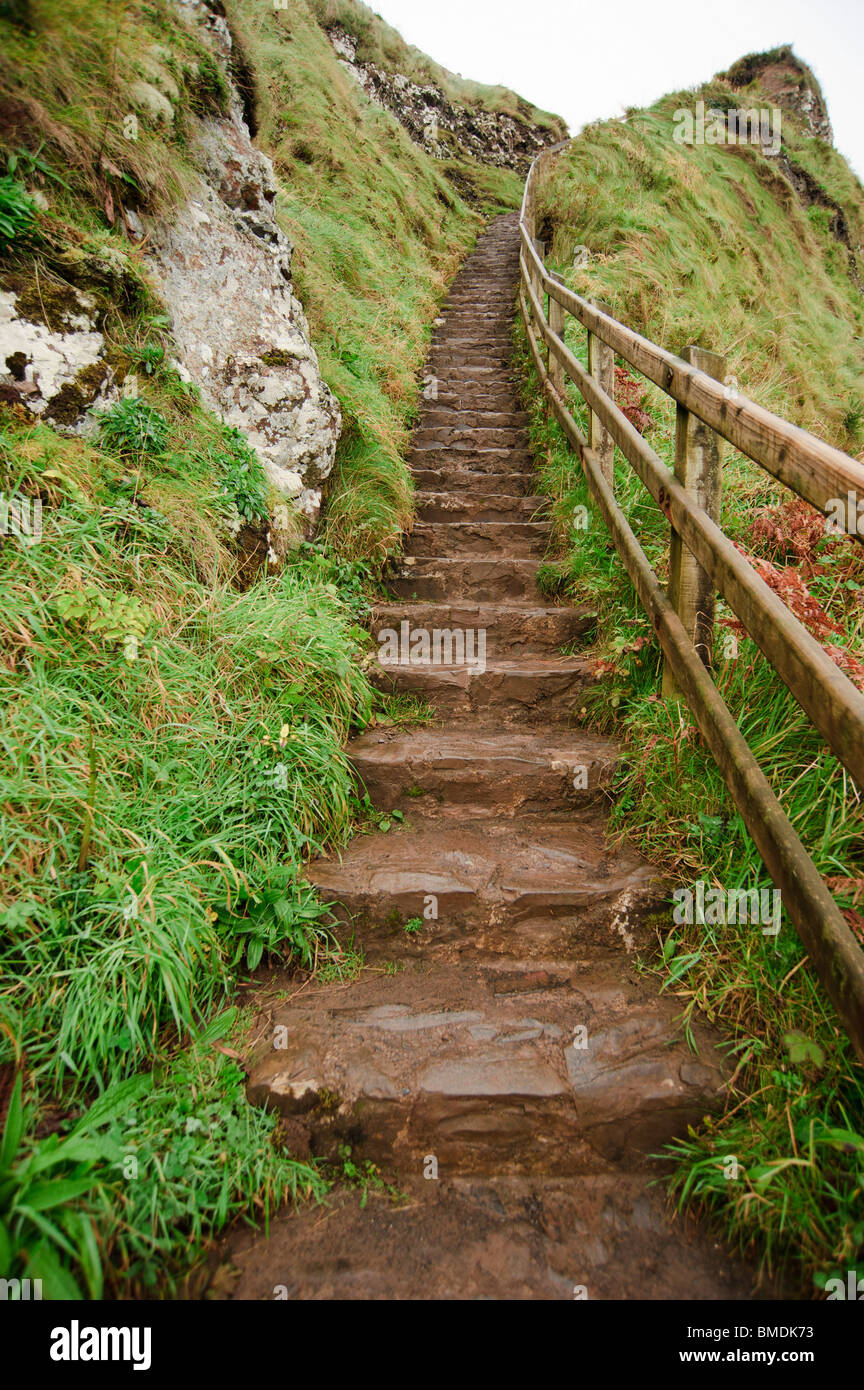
[0,0,562,1297]
[518,47,864,1291]
[2,2,862,1305]
[534,46,864,446]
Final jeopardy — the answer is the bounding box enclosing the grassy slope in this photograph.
[0,0,546,1296]
[517,67,864,1291]
[227,0,526,561]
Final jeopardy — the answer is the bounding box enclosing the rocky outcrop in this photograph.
[142,2,340,523]
[329,25,557,174]
[719,45,833,144]
[0,0,340,529]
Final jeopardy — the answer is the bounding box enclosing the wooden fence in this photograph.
[518,144,864,1062]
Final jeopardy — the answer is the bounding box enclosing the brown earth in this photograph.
[221,214,767,1301]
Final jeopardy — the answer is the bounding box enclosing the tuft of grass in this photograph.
[0,1010,327,1299]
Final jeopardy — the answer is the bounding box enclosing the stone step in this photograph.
[405,520,551,559]
[414,492,546,522]
[228,212,758,1305]
[431,334,514,347]
[387,557,543,601]
[349,726,616,816]
[223,1171,756,1300]
[418,410,528,430]
[429,356,514,374]
[305,816,661,950]
[435,318,513,331]
[430,339,512,353]
[423,392,521,412]
[441,292,515,301]
[411,469,534,494]
[247,951,726,1179]
[433,365,517,383]
[370,653,594,723]
[412,427,529,451]
[409,447,534,473]
[371,601,595,657]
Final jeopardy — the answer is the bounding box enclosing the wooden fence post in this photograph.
[531,238,545,317]
[588,300,615,488]
[548,281,565,399]
[662,344,727,697]
[531,239,547,410]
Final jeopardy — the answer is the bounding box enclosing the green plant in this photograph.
[314,940,364,984]
[53,584,154,661]
[0,1015,328,1298]
[217,867,335,971]
[0,174,37,247]
[335,1142,403,1208]
[208,428,270,527]
[0,1071,140,1299]
[96,398,169,457]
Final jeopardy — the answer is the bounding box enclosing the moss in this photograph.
[6,272,97,331]
[185,52,230,119]
[4,350,26,380]
[44,359,109,425]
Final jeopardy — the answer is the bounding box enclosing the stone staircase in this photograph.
[232,214,759,1301]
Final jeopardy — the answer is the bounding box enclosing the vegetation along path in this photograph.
[227,215,762,1300]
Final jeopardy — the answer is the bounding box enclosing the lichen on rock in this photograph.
[141,0,340,527]
[327,24,558,174]
[0,286,116,425]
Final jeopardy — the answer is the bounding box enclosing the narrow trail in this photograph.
[227,215,760,1300]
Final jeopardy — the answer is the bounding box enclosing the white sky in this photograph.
[369,0,864,180]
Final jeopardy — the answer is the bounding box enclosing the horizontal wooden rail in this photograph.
[518,146,864,1062]
[520,230,864,537]
[520,252,864,790]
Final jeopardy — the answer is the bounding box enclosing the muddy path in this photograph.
[223,214,763,1301]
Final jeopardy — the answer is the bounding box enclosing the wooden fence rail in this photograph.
[518,145,864,1063]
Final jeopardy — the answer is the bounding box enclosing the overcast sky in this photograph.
[370,0,864,179]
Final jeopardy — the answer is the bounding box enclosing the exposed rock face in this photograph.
[720,45,833,144]
[142,2,340,523]
[328,25,558,174]
[0,5,339,526]
[0,287,117,425]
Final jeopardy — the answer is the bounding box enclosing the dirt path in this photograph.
[226,214,761,1301]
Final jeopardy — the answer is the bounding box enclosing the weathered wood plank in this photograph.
[521,256,864,790]
[588,299,615,489]
[663,345,726,695]
[521,227,864,538]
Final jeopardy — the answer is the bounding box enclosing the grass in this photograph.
[0,392,381,1294]
[224,0,527,561]
[516,59,864,1294]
